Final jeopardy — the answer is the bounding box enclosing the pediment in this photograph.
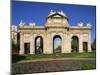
[53,14,62,18]
[47,12,67,19]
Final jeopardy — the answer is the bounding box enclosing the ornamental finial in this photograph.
[87,22,92,27]
[19,20,25,26]
[78,21,83,27]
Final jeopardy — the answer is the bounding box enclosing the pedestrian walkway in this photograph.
[17,57,96,64]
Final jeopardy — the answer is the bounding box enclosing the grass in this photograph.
[81,63,96,70]
[12,52,96,63]
[26,52,96,59]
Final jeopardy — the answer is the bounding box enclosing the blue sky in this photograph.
[12,1,96,43]
[54,38,61,49]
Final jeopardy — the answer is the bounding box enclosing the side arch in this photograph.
[35,36,43,54]
[71,35,79,52]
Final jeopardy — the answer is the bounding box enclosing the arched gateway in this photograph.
[71,36,79,53]
[18,10,92,54]
[53,35,62,54]
[35,36,43,54]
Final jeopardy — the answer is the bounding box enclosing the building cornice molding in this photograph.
[69,26,91,30]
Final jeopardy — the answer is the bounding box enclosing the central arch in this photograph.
[53,35,62,54]
[35,36,43,54]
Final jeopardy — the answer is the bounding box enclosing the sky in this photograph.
[54,37,61,49]
[12,1,96,43]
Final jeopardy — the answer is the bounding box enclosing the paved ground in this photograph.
[12,58,96,74]
[17,58,95,63]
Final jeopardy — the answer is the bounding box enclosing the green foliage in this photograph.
[72,39,78,48]
[55,45,61,50]
[12,41,19,54]
[12,52,96,63]
[71,37,79,52]
[81,63,96,70]
[92,38,96,50]
[54,45,61,54]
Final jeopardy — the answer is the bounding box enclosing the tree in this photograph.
[12,40,19,54]
[54,45,61,53]
[92,38,96,50]
[71,37,79,52]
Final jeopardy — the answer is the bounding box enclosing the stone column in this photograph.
[62,33,68,53]
[45,33,52,54]
[19,33,24,54]
[88,32,92,52]
[67,34,71,53]
[30,33,34,54]
[79,35,83,53]
[43,34,47,54]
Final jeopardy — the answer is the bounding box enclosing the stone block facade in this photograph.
[12,11,92,54]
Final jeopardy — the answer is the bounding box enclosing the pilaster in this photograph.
[30,33,34,54]
[79,35,83,53]
[88,32,92,52]
[19,33,24,54]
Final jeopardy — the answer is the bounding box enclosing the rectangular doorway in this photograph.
[83,42,88,52]
[24,43,30,54]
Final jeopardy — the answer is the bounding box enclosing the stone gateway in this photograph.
[12,10,92,54]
